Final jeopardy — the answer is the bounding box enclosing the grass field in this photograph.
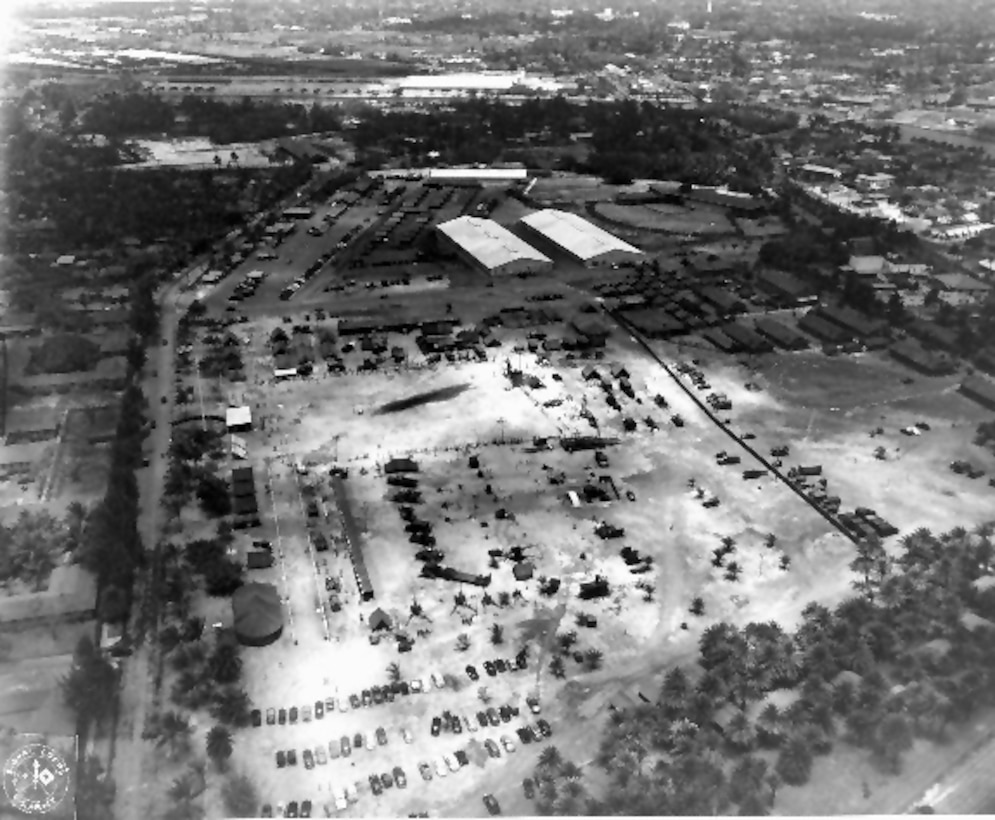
[594,201,736,234]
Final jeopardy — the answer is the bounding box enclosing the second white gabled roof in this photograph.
[436,216,551,271]
[520,209,642,261]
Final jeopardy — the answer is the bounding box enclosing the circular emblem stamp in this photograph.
[3,743,72,815]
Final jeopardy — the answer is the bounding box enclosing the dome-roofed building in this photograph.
[231,582,283,647]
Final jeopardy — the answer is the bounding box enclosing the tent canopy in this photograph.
[232,582,283,646]
[369,607,392,631]
[513,561,535,581]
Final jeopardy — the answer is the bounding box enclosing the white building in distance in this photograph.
[519,209,644,268]
[435,216,553,277]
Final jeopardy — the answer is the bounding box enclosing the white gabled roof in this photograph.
[436,216,551,271]
[226,406,252,427]
[520,209,643,262]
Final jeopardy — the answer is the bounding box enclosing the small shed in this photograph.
[513,561,535,581]
[225,405,252,432]
[369,607,393,631]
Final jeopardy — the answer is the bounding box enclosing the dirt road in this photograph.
[111,266,201,820]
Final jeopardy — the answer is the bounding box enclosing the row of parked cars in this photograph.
[255,675,448,728]
[429,701,533,737]
[465,652,529,681]
[275,724,411,769]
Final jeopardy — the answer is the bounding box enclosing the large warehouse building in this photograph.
[519,209,644,268]
[436,216,554,276]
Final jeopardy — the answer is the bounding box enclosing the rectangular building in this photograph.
[519,209,644,268]
[436,216,553,277]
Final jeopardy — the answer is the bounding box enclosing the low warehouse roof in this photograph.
[436,216,551,272]
[520,209,643,262]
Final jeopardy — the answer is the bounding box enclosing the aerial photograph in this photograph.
[2,0,995,817]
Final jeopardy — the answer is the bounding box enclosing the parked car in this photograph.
[341,736,351,757]
[332,787,348,811]
[329,740,340,760]
[301,800,312,818]
[466,664,479,681]
[376,726,388,746]
[362,689,372,707]
[537,718,552,738]
[477,711,489,728]
[483,661,497,677]
[289,707,298,724]
[495,659,508,673]
[303,749,314,769]
[401,727,413,744]
[286,801,299,818]
[369,775,383,796]
[431,672,445,689]
[487,708,500,727]
[444,754,459,773]
[527,696,541,715]
[516,727,534,744]
[483,794,501,816]
[464,715,477,733]
[365,732,375,751]
[372,687,384,705]
[315,746,327,765]
[349,693,361,710]
[278,708,287,725]
[530,723,545,742]
[523,778,535,799]
[287,749,298,766]
[409,679,424,693]
[261,804,273,818]
[452,717,463,735]
[393,766,407,788]
[380,772,393,789]
[498,705,511,723]
[276,751,286,768]
[484,739,501,759]
[399,681,410,695]
[251,709,262,727]
[345,783,358,804]
[266,707,276,725]
[302,705,312,723]
[353,733,363,749]
[501,735,516,753]
[431,716,442,737]
[418,762,433,782]
[314,700,324,719]
[454,750,469,767]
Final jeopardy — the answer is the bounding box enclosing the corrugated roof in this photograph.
[436,216,551,272]
[520,209,643,262]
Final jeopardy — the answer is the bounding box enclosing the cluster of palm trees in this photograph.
[531,745,598,816]
[574,522,995,815]
[0,507,74,591]
[547,630,604,679]
[166,635,252,727]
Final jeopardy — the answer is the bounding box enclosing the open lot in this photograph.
[153,173,995,817]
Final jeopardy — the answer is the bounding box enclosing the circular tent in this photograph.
[231,582,283,647]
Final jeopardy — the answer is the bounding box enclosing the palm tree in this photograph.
[211,687,251,727]
[584,648,604,671]
[537,745,563,775]
[209,643,242,685]
[386,662,401,684]
[156,711,193,760]
[545,752,573,777]
[206,725,233,771]
[549,655,566,679]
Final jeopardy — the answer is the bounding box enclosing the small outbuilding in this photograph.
[384,457,419,474]
[513,561,535,581]
[225,405,252,432]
